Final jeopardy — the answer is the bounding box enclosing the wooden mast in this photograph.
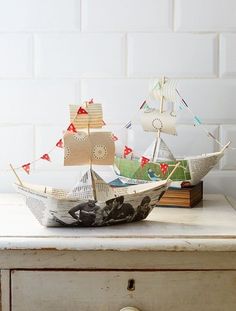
[9,164,23,186]
[152,76,165,161]
[86,101,97,201]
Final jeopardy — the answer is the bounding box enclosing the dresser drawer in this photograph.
[11,270,236,311]
[0,271,1,311]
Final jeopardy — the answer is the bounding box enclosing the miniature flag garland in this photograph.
[77,107,88,115]
[41,154,51,162]
[112,134,118,141]
[140,156,150,168]
[22,163,30,175]
[56,139,63,148]
[123,146,133,157]
[160,163,169,175]
[67,123,77,133]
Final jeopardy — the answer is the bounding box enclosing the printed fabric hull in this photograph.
[15,181,168,227]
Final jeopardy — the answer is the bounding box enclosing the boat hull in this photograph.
[15,182,167,227]
[116,150,224,186]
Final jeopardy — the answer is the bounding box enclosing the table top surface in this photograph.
[0,194,236,251]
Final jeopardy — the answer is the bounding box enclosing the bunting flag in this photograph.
[67,123,77,133]
[56,139,63,148]
[88,98,94,104]
[160,163,169,175]
[193,116,202,125]
[208,132,216,140]
[77,107,88,115]
[102,120,106,126]
[123,146,133,158]
[41,154,51,162]
[22,163,30,175]
[140,156,150,168]
[111,134,118,141]
[140,100,147,109]
[125,121,132,129]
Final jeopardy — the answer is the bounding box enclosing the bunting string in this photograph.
[175,89,236,150]
[1,82,236,177]
[5,100,93,175]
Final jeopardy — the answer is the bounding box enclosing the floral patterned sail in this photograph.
[63,131,115,166]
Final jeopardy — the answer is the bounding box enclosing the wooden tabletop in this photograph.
[0,194,236,252]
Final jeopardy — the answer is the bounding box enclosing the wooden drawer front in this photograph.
[0,271,1,311]
[11,270,236,311]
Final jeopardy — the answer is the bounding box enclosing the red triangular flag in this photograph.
[160,163,169,175]
[77,107,88,114]
[67,123,77,133]
[41,154,51,162]
[22,163,30,175]
[140,156,150,168]
[56,139,63,148]
[111,134,118,141]
[123,146,133,158]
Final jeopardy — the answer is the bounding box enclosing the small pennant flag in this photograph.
[111,134,118,141]
[67,123,77,133]
[22,163,30,175]
[160,163,169,175]
[77,107,88,114]
[123,146,133,158]
[41,154,51,162]
[140,156,150,168]
[88,98,94,104]
[125,121,132,129]
[56,139,63,148]
[208,132,216,140]
[139,100,147,110]
[102,120,106,126]
[193,115,202,125]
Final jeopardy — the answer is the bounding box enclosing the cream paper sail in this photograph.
[67,169,95,200]
[141,109,177,135]
[150,78,177,103]
[64,131,115,166]
[144,138,176,162]
[70,103,103,129]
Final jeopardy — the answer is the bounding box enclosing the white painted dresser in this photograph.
[1,194,236,311]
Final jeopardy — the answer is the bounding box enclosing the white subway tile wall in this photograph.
[0,0,235,198]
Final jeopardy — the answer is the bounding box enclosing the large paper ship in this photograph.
[116,77,230,187]
[14,101,179,227]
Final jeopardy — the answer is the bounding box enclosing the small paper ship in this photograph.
[13,100,180,227]
[116,77,230,187]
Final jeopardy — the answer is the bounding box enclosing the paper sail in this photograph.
[143,138,176,162]
[64,131,115,166]
[150,78,177,103]
[67,169,94,200]
[70,103,103,129]
[141,109,177,135]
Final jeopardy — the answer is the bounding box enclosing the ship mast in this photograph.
[87,112,97,201]
[152,76,165,161]
[63,101,115,200]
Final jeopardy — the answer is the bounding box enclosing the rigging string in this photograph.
[1,84,236,176]
[175,88,236,151]
[1,101,92,175]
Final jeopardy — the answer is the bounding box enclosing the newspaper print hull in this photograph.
[116,150,225,186]
[15,182,168,227]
